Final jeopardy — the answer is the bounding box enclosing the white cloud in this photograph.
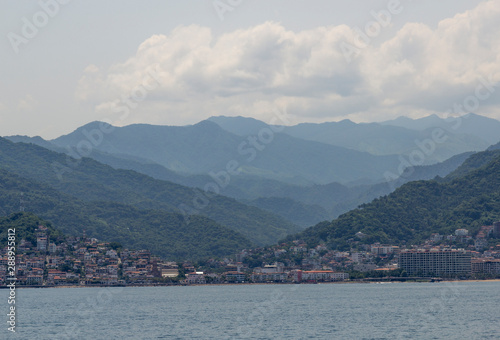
[76,1,500,126]
[17,95,39,112]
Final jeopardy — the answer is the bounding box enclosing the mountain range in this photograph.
[2,113,500,259]
[0,137,300,248]
[49,120,401,185]
[7,113,498,227]
[210,113,499,161]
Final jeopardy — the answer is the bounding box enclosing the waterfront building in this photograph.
[293,270,349,282]
[471,258,500,275]
[186,271,206,284]
[251,272,287,283]
[225,271,246,283]
[399,249,471,276]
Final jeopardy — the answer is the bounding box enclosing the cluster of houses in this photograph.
[0,226,168,286]
[233,225,500,278]
[1,223,500,286]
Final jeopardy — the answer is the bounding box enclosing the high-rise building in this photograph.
[493,221,500,238]
[399,249,471,276]
[36,225,48,251]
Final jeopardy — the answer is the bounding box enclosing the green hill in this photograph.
[445,149,500,180]
[0,212,63,247]
[0,170,253,259]
[5,134,477,229]
[0,137,300,246]
[292,152,500,249]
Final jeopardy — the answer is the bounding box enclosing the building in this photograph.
[253,263,284,274]
[371,244,399,255]
[471,259,500,275]
[493,221,500,238]
[293,270,348,282]
[186,272,206,284]
[225,271,246,283]
[399,249,471,276]
[251,272,287,283]
[161,268,179,278]
[36,225,48,251]
[36,237,47,251]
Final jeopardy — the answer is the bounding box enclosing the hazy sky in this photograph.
[1,0,499,138]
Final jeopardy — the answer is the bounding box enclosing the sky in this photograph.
[1,0,499,139]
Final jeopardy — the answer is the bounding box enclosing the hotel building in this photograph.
[399,249,471,276]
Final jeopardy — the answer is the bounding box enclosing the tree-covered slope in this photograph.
[0,170,252,259]
[4,135,477,230]
[0,212,63,247]
[0,137,300,245]
[444,149,500,181]
[292,152,500,248]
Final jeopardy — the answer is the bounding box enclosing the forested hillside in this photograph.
[292,152,500,249]
[0,137,299,246]
[0,170,253,259]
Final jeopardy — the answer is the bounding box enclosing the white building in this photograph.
[254,262,284,274]
[293,270,348,282]
[186,272,206,284]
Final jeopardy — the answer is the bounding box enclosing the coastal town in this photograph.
[1,222,500,287]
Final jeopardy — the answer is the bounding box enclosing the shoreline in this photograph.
[2,278,500,289]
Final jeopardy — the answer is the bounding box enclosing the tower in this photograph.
[19,193,25,212]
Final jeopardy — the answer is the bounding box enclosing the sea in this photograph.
[1,281,499,339]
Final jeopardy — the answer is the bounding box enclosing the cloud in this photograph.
[17,95,39,112]
[76,1,500,125]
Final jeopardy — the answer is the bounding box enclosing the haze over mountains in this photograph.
[6,114,500,226]
[49,120,401,185]
[2,113,500,259]
[210,113,499,162]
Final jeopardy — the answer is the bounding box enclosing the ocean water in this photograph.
[1,281,499,339]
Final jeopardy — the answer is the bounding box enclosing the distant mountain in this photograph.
[0,137,300,246]
[291,150,500,248]
[6,135,57,149]
[285,120,425,155]
[381,113,500,145]
[49,120,402,184]
[5,134,475,229]
[208,116,270,136]
[246,197,330,228]
[380,114,445,131]
[209,115,490,163]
